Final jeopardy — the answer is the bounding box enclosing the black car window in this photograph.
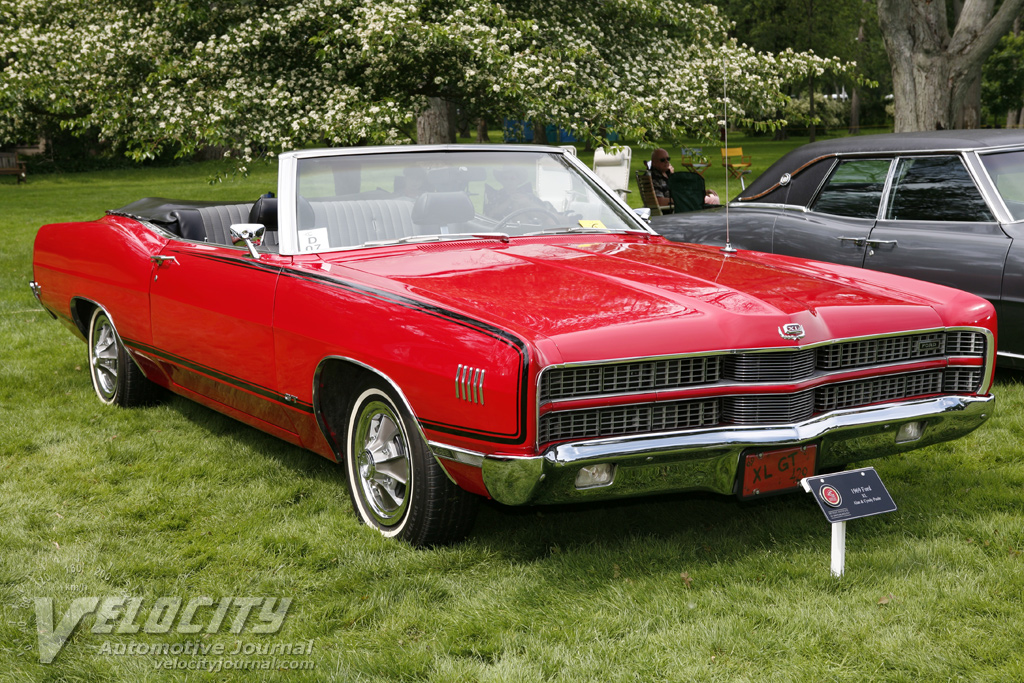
[811,159,891,218]
[979,149,1024,221]
[885,156,994,222]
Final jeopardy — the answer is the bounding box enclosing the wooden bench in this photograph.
[0,152,27,183]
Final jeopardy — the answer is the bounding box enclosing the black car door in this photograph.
[770,158,892,268]
[865,155,1010,304]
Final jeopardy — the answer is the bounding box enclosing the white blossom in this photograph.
[0,0,854,157]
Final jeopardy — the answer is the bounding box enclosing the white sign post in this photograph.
[801,467,896,578]
[830,521,846,577]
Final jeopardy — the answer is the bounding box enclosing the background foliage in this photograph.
[0,0,852,157]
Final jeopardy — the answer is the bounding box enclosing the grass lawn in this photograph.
[2,148,1024,682]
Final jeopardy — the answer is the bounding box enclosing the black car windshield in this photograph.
[980,149,1024,221]
[293,149,646,252]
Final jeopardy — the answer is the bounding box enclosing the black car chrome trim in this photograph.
[970,149,1024,224]
[741,153,839,201]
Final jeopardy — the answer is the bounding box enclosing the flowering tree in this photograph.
[0,0,851,158]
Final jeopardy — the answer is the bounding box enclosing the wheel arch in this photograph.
[72,297,159,384]
[313,356,434,463]
[69,296,102,341]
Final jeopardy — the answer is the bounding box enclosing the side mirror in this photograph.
[230,223,266,258]
[633,207,652,222]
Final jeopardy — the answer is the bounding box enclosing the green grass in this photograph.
[2,150,1024,682]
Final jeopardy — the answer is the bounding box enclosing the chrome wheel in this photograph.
[342,381,480,546]
[86,306,162,407]
[350,392,412,528]
[89,310,120,403]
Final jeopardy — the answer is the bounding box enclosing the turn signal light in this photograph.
[895,421,925,443]
[575,463,615,489]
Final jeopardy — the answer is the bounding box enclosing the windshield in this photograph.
[979,149,1024,221]
[292,149,645,252]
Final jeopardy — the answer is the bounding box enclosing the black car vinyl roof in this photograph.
[740,129,1024,203]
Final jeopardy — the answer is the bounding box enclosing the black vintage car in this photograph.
[653,130,1024,367]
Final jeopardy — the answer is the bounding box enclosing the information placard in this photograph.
[802,467,896,523]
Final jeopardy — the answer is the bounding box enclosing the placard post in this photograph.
[802,467,896,578]
[831,521,846,577]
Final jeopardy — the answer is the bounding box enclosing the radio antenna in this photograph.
[721,54,736,254]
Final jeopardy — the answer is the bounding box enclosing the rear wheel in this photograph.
[344,383,478,546]
[87,308,161,407]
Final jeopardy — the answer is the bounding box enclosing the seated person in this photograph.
[649,149,674,208]
[484,166,557,221]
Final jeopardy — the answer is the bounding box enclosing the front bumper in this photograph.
[480,395,994,505]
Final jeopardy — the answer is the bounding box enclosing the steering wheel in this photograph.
[495,206,562,232]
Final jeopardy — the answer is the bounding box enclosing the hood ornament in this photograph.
[779,323,805,341]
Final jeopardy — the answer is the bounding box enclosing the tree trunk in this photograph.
[849,87,861,134]
[955,68,983,129]
[416,97,457,144]
[808,73,816,142]
[533,118,548,145]
[1007,109,1019,128]
[877,0,1024,132]
[850,15,865,135]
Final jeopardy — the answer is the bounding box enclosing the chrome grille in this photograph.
[816,371,943,412]
[724,349,816,382]
[944,369,982,393]
[816,332,947,369]
[723,390,815,424]
[946,331,986,356]
[538,367,983,445]
[539,357,721,402]
[538,400,719,443]
[540,331,985,403]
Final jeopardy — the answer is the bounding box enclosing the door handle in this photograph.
[837,236,866,246]
[865,239,898,247]
[150,255,179,267]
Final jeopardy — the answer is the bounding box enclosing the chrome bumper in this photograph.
[480,395,994,505]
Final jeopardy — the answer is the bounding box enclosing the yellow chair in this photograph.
[679,147,709,176]
[720,147,753,189]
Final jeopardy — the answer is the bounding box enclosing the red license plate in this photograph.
[741,444,817,497]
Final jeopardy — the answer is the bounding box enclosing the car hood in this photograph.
[323,236,986,364]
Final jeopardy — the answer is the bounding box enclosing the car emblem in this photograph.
[778,323,805,341]
[820,485,842,508]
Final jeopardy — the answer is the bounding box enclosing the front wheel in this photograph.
[344,383,478,546]
[87,308,161,407]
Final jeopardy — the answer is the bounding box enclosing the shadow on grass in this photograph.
[132,382,1006,566]
[161,394,341,481]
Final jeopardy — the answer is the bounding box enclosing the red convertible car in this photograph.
[31,145,997,546]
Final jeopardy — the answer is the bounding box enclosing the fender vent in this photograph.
[456,364,485,404]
